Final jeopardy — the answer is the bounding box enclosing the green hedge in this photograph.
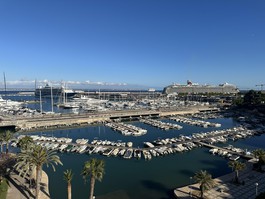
[0,179,8,199]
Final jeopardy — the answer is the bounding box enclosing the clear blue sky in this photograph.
[0,0,265,90]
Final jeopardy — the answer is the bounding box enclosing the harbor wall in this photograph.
[0,106,218,132]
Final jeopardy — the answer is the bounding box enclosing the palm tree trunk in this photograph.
[235,170,239,183]
[67,183,72,199]
[35,166,41,199]
[6,141,9,154]
[89,176,95,199]
[0,143,3,154]
[200,184,204,198]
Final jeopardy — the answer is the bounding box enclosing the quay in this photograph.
[0,106,218,132]
[174,163,265,199]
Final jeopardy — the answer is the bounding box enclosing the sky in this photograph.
[0,0,265,90]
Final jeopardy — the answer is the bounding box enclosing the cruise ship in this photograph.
[35,84,76,97]
[163,80,239,95]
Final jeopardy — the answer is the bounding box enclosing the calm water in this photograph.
[17,117,265,199]
[3,93,265,199]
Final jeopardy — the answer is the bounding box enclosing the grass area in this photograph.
[0,179,8,199]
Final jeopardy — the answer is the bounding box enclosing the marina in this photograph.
[11,124,262,162]
[19,121,265,199]
[2,91,265,199]
[169,115,222,127]
[2,2,265,199]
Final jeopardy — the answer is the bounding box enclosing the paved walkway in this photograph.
[6,170,50,199]
[174,164,265,199]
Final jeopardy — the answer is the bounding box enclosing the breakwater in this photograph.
[0,106,218,132]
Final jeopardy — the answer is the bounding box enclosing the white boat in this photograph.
[144,142,155,148]
[76,138,88,145]
[78,145,87,154]
[111,148,120,156]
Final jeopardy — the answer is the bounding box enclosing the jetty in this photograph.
[11,125,262,161]
[139,118,182,130]
[194,141,253,160]
[0,106,218,132]
[169,115,221,128]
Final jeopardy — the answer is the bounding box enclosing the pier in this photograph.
[194,141,253,160]
[0,106,218,132]
[12,125,260,161]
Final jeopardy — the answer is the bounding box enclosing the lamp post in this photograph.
[255,182,259,196]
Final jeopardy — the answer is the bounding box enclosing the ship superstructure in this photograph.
[163,80,239,95]
[35,84,76,97]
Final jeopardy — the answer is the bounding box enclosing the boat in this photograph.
[123,149,133,159]
[35,83,76,97]
[78,145,87,154]
[163,80,239,94]
[73,95,108,104]
[229,155,240,161]
[76,138,88,145]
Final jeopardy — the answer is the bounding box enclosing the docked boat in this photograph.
[76,138,88,145]
[123,149,133,159]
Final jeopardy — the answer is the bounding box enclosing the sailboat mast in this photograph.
[3,72,6,94]
[50,83,54,112]
[64,82,66,104]
[39,89,42,114]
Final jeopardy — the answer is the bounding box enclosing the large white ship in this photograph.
[163,80,239,94]
[35,84,76,98]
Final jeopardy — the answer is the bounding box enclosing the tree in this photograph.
[194,170,215,199]
[81,158,105,199]
[252,149,265,171]
[15,144,62,199]
[228,160,246,183]
[3,130,13,154]
[17,136,34,151]
[0,134,4,154]
[243,90,265,106]
[64,169,73,199]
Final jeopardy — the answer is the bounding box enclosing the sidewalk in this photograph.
[174,164,265,199]
[6,170,50,199]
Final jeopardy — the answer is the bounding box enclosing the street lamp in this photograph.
[255,182,259,196]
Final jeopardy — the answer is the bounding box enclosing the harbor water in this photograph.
[16,118,265,199]
[2,92,265,199]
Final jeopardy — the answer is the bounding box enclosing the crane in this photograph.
[256,84,265,91]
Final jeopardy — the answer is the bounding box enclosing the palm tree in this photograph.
[81,158,105,199]
[64,169,73,199]
[228,160,246,183]
[15,144,63,199]
[0,134,4,154]
[17,136,34,151]
[252,149,265,171]
[3,130,12,154]
[194,170,215,199]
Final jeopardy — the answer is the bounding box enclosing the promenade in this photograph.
[174,163,265,199]
[6,170,50,199]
